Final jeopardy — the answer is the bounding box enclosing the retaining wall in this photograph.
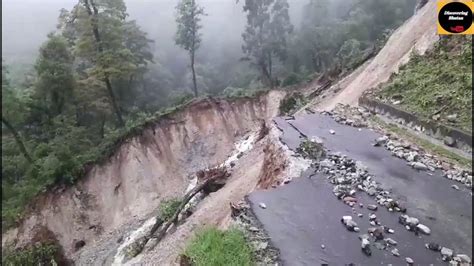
[359,96,472,151]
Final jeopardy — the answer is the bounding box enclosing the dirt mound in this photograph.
[2,91,286,260]
[309,0,439,111]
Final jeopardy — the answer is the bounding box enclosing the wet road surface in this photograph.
[249,114,472,265]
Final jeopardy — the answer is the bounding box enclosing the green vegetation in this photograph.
[175,0,205,97]
[370,116,472,169]
[241,0,294,88]
[281,72,314,87]
[220,87,268,100]
[279,92,308,115]
[296,139,326,160]
[376,36,472,132]
[1,0,419,233]
[289,0,415,78]
[184,227,253,266]
[159,198,183,221]
[1,95,192,231]
[2,243,59,266]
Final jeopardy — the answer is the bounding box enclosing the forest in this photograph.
[2,0,417,231]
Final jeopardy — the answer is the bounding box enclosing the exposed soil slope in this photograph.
[310,0,439,111]
[2,91,285,259]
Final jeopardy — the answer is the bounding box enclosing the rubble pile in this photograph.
[230,200,280,265]
[325,104,473,190]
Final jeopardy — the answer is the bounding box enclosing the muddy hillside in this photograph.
[2,91,285,258]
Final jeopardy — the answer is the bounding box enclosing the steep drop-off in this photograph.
[2,91,285,259]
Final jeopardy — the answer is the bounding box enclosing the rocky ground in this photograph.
[325,104,472,190]
[320,105,471,264]
[248,103,471,265]
[230,199,280,265]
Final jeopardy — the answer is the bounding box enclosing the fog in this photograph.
[2,0,306,65]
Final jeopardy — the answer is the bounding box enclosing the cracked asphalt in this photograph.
[248,114,472,265]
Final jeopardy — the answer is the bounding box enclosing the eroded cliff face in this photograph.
[3,91,285,258]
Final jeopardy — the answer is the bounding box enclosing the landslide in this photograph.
[309,0,439,111]
[373,35,472,133]
[2,90,285,260]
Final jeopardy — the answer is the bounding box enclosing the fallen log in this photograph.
[121,167,229,260]
[149,176,216,245]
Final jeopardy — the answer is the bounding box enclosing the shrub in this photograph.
[2,243,59,266]
[279,92,308,115]
[297,139,326,160]
[377,36,472,132]
[159,198,182,221]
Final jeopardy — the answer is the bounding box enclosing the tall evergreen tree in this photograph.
[175,0,205,97]
[34,34,75,119]
[241,0,293,88]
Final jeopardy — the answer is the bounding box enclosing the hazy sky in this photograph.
[2,0,305,65]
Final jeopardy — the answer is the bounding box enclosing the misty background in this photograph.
[2,0,418,233]
[2,0,309,93]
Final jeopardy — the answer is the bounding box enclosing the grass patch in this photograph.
[375,35,472,132]
[370,116,472,169]
[184,227,253,266]
[159,198,182,221]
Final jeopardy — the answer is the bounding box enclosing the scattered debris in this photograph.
[369,214,377,221]
[391,248,400,257]
[231,200,280,265]
[411,162,428,171]
[416,224,431,235]
[368,227,384,241]
[361,238,372,256]
[374,242,386,250]
[297,139,326,160]
[441,247,454,261]
[367,204,378,211]
[455,254,471,264]
[384,238,398,246]
[341,216,359,232]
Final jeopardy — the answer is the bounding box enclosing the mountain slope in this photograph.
[309,0,439,111]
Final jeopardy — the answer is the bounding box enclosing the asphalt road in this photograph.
[249,114,472,265]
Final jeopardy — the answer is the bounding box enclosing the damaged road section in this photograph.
[248,112,472,265]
